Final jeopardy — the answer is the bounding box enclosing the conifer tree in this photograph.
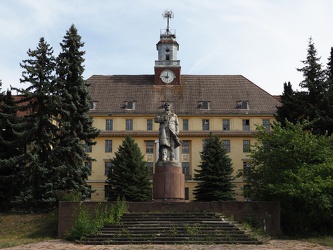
[296,38,326,134]
[277,38,329,134]
[53,24,99,198]
[321,47,333,135]
[0,90,25,211]
[13,37,59,209]
[107,136,151,201]
[193,133,235,201]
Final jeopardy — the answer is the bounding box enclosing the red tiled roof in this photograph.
[87,75,280,115]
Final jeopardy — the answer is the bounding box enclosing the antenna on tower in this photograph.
[162,10,174,34]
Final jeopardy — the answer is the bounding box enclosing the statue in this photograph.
[154,101,181,162]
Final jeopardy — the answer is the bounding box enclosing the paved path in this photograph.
[2,240,333,250]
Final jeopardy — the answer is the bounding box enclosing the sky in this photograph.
[1,0,333,95]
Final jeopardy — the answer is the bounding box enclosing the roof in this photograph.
[87,75,280,116]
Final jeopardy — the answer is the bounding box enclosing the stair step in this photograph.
[78,212,262,245]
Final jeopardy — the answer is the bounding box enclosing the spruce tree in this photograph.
[107,136,151,201]
[277,38,329,134]
[321,47,333,135]
[193,133,235,201]
[13,37,59,209]
[53,24,99,198]
[296,38,326,134]
[0,90,25,211]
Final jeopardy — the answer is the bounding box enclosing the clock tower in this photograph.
[154,10,181,85]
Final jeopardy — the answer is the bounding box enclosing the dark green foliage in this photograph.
[1,25,99,211]
[243,121,333,235]
[52,24,99,200]
[276,38,333,135]
[107,136,151,201]
[12,37,60,210]
[0,85,26,211]
[193,133,235,201]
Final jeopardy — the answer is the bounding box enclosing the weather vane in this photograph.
[162,10,174,33]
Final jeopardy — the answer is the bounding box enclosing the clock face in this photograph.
[160,69,175,83]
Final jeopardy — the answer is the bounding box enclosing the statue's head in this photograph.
[163,101,171,111]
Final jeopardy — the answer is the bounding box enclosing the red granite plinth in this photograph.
[153,161,185,201]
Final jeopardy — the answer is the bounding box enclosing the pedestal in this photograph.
[153,161,185,201]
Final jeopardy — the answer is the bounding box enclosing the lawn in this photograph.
[0,212,57,249]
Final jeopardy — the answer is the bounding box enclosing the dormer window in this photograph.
[90,101,97,110]
[198,101,210,109]
[236,100,249,109]
[125,101,136,110]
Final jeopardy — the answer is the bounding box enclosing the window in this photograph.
[182,141,190,154]
[185,187,189,200]
[106,119,113,130]
[125,101,135,110]
[263,119,270,131]
[182,162,190,175]
[126,119,133,130]
[90,101,97,110]
[223,119,230,131]
[237,100,249,109]
[104,185,111,199]
[202,139,207,150]
[85,161,92,174]
[85,142,92,153]
[198,101,210,109]
[183,119,189,131]
[202,119,210,130]
[243,140,250,152]
[147,119,153,131]
[146,162,154,175]
[242,119,250,131]
[86,186,92,199]
[105,140,112,152]
[105,162,112,176]
[244,185,251,201]
[146,141,154,154]
[223,140,230,153]
[243,162,251,176]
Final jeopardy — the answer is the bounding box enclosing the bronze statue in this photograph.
[154,101,181,162]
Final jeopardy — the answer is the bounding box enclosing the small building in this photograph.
[86,13,280,201]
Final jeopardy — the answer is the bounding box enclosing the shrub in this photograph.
[65,198,127,241]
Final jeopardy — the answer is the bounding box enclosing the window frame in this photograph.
[202,119,210,131]
[243,140,251,152]
[145,141,154,154]
[105,140,112,152]
[106,119,113,131]
[126,119,133,131]
[242,119,250,131]
[147,119,153,131]
[182,119,189,131]
[222,140,230,153]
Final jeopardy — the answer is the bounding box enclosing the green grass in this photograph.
[0,212,57,249]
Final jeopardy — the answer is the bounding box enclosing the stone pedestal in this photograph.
[153,161,185,201]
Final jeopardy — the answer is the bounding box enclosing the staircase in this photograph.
[77,212,263,245]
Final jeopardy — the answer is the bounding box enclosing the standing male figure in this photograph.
[154,101,181,162]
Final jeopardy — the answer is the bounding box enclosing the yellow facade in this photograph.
[86,114,274,201]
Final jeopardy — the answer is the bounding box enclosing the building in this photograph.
[86,13,280,201]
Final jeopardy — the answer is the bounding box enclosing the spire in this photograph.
[163,10,174,36]
[161,10,176,39]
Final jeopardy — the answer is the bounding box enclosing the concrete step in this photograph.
[78,212,263,245]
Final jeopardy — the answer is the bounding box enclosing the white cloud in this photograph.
[1,0,333,94]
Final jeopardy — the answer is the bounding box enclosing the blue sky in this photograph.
[1,0,333,95]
